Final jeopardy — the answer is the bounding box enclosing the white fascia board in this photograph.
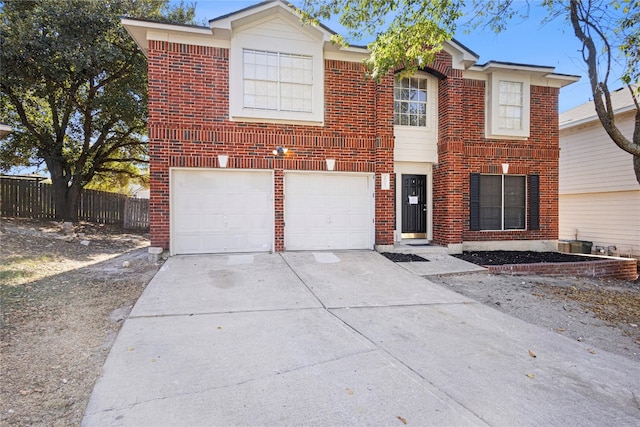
[122,18,217,55]
[470,62,556,74]
[443,40,479,70]
[324,42,369,62]
[542,73,581,88]
[146,29,228,49]
[469,62,580,88]
[122,19,152,54]
[122,18,211,35]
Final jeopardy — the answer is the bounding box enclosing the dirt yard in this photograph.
[428,273,640,362]
[0,218,161,426]
[1,218,639,426]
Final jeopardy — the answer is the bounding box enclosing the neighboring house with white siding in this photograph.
[559,87,640,259]
[0,123,11,139]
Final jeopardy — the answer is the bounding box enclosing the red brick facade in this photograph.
[145,39,561,252]
[432,61,560,247]
[147,41,395,251]
[487,257,638,281]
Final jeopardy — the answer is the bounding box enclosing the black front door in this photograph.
[401,174,427,238]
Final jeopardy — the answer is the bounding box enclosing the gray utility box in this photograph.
[570,240,593,254]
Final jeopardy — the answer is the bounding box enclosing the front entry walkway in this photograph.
[382,240,487,275]
[83,251,640,426]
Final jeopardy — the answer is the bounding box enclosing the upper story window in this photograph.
[486,73,530,139]
[243,49,313,113]
[228,14,324,126]
[498,81,523,130]
[394,77,428,127]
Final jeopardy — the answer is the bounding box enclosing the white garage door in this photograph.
[171,169,273,254]
[285,172,374,250]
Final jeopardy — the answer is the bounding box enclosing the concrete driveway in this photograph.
[83,251,640,426]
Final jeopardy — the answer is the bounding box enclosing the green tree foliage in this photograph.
[84,164,149,195]
[0,0,195,220]
[300,0,640,183]
[298,0,464,80]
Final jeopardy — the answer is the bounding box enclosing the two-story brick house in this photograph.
[123,0,578,255]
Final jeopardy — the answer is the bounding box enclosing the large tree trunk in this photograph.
[51,176,82,222]
[635,155,640,185]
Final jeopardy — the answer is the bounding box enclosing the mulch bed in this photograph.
[381,253,429,263]
[454,251,591,266]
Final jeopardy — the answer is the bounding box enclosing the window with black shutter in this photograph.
[529,175,540,230]
[470,173,528,231]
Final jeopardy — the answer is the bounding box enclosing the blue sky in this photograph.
[184,0,629,112]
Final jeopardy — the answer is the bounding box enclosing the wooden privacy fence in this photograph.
[123,197,150,230]
[0,176,149,230]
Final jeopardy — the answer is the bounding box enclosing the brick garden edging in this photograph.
[486,256,638,281]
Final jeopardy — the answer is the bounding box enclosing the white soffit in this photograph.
[121,18,224,56]
[443,39,479,70]
[469,61,580,87]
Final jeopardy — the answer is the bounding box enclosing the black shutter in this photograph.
[529,175,540,230]
[470,173,480,231]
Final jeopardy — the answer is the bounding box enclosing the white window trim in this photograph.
[394,75,429,128]
[229,21,324,125]
[486,72,530,139]
[242,49,314,113]
[393,72,436,130]
[479,174,528,231]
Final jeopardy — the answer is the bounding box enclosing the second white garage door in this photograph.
[171,169,273,254]
[284,172,374,250]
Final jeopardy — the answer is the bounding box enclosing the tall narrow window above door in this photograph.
[498,81,523,130]
[486,72,530,139]
[394,77,428,127]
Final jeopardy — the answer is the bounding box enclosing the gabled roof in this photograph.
[122,0,577,77]
[560,85,639,129]
[209,0,333,43]
[210,0,343,43]
[208,0,479,67]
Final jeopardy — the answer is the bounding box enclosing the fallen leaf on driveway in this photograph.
[397,415,407,424]
[528,349,537,358]
[526,374,535,379]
